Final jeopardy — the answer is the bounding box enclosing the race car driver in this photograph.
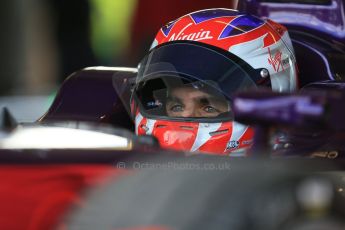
[130,8,299,156]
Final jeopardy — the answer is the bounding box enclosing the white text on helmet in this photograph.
[169,26,213,42]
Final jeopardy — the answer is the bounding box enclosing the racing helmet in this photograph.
[131,8,298,156]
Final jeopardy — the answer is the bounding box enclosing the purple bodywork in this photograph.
[239,0,345,87]
[39,67,136,131]
[233,80,345,157]
[239,0,345,41]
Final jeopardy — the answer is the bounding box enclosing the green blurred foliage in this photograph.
[90,0,137,64]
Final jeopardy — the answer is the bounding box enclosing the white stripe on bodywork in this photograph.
[225,122,248,152]
[135,113,144,134]
[190,123,222,152]
[145,119,157,135]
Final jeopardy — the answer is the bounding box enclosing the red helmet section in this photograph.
[153,9,286,52]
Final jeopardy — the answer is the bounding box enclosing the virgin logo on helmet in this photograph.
[169,29,213,41]
[268,47,284,72]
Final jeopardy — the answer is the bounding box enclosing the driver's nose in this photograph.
[180,111,195,118]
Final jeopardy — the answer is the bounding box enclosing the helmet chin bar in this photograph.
[135,111,253,156]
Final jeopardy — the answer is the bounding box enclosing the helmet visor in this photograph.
[134,41,267,122]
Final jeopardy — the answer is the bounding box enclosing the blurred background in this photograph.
[0,0,237,121]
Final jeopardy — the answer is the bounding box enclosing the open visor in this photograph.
[134,41,270,122]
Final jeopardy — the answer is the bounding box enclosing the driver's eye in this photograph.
[203,106,218,113]
[170,104,184,112]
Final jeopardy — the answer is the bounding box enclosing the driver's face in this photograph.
[166,86,229,118]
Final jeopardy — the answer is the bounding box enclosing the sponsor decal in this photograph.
[268,47,284,72]
[147,100,163,108]
[168,23,213,41]
[310,151,338,159]
[242,139,253,145]
[226,140,239,150]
